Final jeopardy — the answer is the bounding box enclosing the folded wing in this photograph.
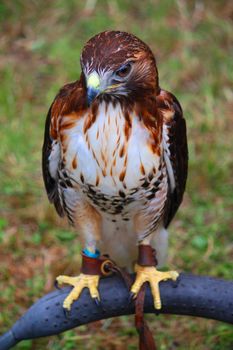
[156,89,188,227]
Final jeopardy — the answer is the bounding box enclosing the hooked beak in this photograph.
[86,71,101,106]
[87,87,99,106]
[86,71,124,105]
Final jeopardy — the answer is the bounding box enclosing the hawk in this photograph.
[42,31,188,312]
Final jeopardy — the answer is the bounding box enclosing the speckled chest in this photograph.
[59,101,165,216]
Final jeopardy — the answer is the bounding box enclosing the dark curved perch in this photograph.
[0,273,233,350]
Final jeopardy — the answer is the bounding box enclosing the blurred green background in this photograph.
[0,0,232,349]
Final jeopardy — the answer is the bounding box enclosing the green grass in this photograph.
[0,0,233,349]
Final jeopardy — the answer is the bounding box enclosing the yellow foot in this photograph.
[56,274,100,310]
[131,264,179,310]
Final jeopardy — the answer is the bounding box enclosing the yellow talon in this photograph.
[56,274,100,310]
[131,264,179,310]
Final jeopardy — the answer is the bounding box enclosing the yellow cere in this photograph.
[87,72,100,89]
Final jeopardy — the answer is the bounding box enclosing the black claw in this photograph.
[63,308,71,318]
[94,298,102,307]
[128,291,135,304]
[172,276,180,288]
[54,280,61,290]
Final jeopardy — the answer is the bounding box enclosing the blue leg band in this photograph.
[82,248,100,259]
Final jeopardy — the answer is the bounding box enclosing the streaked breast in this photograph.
[60,101,162,197]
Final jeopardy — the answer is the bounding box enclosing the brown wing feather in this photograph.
[42,77,87,217]
[42,104,65,217]
[156,89,188,228]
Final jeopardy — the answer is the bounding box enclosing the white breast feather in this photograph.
[62,102,161,193]
[48,141,60,179]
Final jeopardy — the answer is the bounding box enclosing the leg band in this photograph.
[81,252,115,276]
[137,245,158,266]
[82,248,100,259]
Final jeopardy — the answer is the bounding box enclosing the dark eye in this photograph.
[115,63,131,78]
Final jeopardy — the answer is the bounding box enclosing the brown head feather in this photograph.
[81,31,159,99]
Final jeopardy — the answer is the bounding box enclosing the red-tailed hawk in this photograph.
[42,31,188,311]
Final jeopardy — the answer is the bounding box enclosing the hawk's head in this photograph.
[81,31,159,105]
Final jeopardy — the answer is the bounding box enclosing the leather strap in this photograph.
[137,245,158,266]
[135,284,157,350]
[135,245,158,349]
[81,252,132,289]
[81,253,115,276]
